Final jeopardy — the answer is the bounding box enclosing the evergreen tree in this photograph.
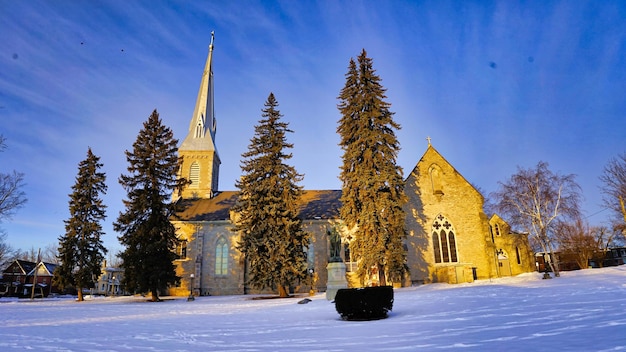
[53,148,107,301]
[115,110,186,301]
[233,93,308,298]
[337,49,408,286]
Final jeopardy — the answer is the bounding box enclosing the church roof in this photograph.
[173,190,342,222]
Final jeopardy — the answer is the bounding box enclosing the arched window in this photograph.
[516,247,522,265]
[194,113,205,138]
[429,165,444,195]
[189,162,200,188]
[306,244,315,269]
[175,239,187,260]
[215,237,228,275]
[432,214,458,263]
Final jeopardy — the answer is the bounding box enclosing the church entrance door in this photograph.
[498,259,512,276]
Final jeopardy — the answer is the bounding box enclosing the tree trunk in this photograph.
[547,253,560,277]
[77,287,84,301]
[546,242,561,277]
[278,285,289,298]
[151,289,159,302]
[378,264,387,286]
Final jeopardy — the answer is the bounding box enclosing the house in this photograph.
[93,261,124,296]
[0,259,59,298]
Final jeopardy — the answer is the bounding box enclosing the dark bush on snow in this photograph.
[334,286,394,321]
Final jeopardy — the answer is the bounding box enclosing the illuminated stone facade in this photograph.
[169,41,535,296]
[404,146,535,284]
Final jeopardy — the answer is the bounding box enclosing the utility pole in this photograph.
[30,248,40,300]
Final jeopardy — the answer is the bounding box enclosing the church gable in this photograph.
[406,145,483,202]
[404,145,495,284]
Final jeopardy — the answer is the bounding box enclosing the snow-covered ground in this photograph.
[1,266,625,351]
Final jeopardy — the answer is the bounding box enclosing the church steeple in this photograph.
[177,32,221,200]
[181,31,217,150]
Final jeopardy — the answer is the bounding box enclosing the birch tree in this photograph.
[490,161,581,276]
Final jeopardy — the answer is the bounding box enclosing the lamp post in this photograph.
[187,274,195,301]
[308,268,315,296]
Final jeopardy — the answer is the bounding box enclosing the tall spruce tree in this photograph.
[233,93,308,298]
[54,148,108,301]
[337,49,408,286]
[115,110,187,301]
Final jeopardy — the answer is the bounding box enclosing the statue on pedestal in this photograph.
[328,228,342,263]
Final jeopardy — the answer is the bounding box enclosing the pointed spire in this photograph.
[180,32,217,152]
[176,33,221,201]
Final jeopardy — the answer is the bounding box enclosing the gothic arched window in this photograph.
[215,237,228,275]
[189,162,200,188]
[175,239,187,260]
[429,165,444,196]
[432,214,458,263]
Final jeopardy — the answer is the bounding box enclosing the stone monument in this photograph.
[326,228,348,300]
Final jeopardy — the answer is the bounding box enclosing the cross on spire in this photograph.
[426,136,432,146]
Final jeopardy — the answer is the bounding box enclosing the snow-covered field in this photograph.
[1,266,625,351]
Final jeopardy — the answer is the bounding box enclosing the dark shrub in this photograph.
[334,286,394,321]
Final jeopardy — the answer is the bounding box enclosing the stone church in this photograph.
[168,39,535,296]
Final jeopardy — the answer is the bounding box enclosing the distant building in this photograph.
[0,259,59,298]
[168,37,535,297]
[93,260,124,296]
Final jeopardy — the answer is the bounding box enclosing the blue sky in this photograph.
[1,1,625,255]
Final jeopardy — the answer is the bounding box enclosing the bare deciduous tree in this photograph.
[600,152,626,232]
[41,243,60,264]
[0,230,13,267]
[0,135,27,223]
[557,219,604,270]
[490,161,582,277]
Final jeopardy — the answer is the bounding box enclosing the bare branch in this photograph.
[490,161,582,276]
[0,170,27,222]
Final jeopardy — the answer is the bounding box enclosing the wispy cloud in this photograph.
[1,0,624,253]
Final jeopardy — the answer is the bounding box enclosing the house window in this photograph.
[516,247,522,265]
[189,162,200,188]
[215,237,228,275]
[494,224,501,236]
[432,214,458,264]
[176,240,187,259]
